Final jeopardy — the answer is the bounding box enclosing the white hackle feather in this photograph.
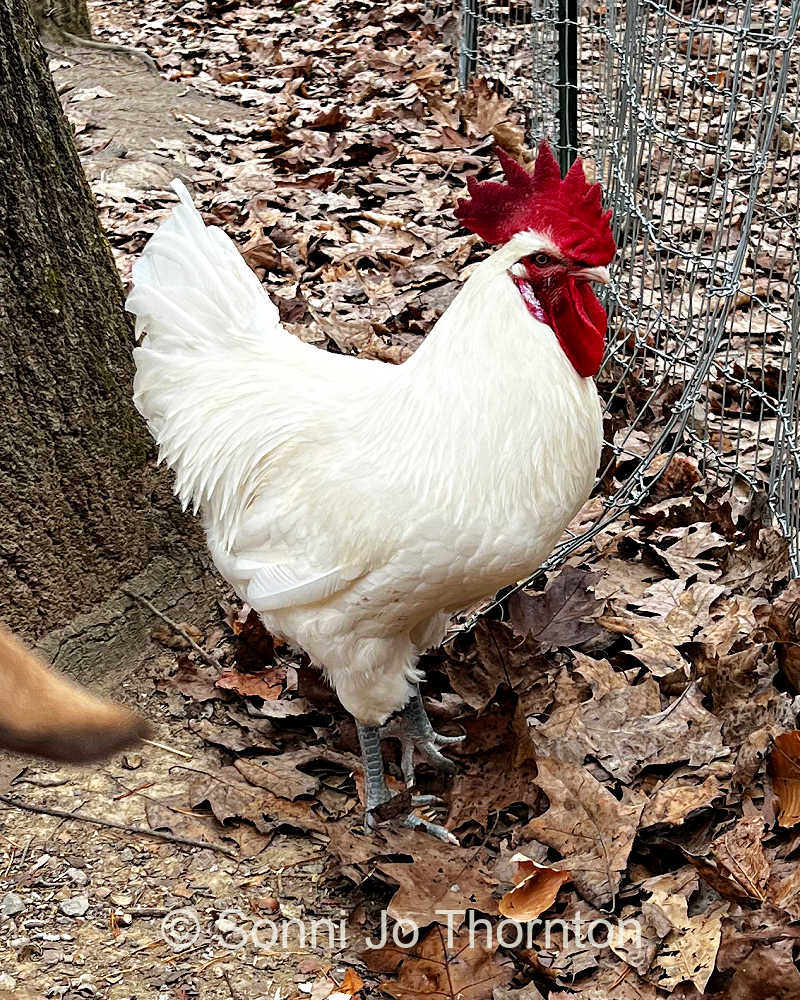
[127,182,603,725]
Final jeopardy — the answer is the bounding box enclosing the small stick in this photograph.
[141,738,193,760]
[113,781,156,802]
[53,797,88,837]
[162,942,207,967]
[19,836,32,869]
[222,968,241,998]
[2,849,15,879]
[608,964,632,991]
[131,940,167,956]
[0,795,236,859]
[121,587,220,668]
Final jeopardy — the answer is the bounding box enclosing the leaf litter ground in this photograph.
[3,1,799,997]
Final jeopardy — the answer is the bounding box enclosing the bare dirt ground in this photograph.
[46,45,251,195]
[0,643,352,1000]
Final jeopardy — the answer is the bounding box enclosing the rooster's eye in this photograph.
[532,252,552,267]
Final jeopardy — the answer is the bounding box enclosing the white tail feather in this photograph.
[127,180,312,546]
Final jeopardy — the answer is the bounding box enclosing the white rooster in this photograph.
[127,142,615,840]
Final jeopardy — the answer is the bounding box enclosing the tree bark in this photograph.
[0,0,217,679]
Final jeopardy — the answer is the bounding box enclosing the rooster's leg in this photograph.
[356,720,458,844]
[356,721,392,818]
[381,688,464,786]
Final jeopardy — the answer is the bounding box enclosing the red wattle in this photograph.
[550,279,607,378]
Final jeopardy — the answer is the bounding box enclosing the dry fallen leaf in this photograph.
[524,755,646,908]
[715,904,800,999]
[364,924,513,1000]
[379,842,498,928]
[338,969,363,995]
[533,672,725,783]
[757,578,800,691]
[641,764,728,828]
[159,657,224,703]
[216,667,284,700]
[637,868,728,992]
[234,751,319,800]
[189,765,326,835]
[188,718,275,754]
[708,814,769,901]
[445,619,552,714]
[497,854,571,920]
[508,566,602,650]
[227,605,277,671]
[767,730,800,826]
[446,690,542,829]
[458,77,515,138]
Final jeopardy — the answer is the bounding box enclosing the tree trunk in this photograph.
[0,0,217,681]
[31,0,91,37]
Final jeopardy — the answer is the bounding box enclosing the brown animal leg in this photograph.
[0,625,150,762]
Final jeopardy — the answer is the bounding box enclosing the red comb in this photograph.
[455,141,615,265]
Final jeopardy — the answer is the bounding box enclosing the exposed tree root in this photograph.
[46,25,159,74]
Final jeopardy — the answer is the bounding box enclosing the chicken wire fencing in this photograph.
[431,0,800,601]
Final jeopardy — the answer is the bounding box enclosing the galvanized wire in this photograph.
[435,0,800,614]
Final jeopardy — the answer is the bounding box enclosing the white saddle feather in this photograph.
[246,563,348,612]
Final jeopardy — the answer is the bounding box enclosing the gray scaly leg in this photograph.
[356,714,459,845]
[356,722,391,823]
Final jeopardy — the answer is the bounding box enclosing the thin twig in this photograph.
[130,939,167,956]
[113,781,156,802]
[162,942,208,967]
[222,968,241,998]
[53,797,88,837]
[0,795,236,859]
[121,587,220,668]
[141,738,193,760]
[0,830,18,849]
[608,964,632,991]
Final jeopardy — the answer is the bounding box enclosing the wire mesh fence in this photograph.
[438,0,800,580]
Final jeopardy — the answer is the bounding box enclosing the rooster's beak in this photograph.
[575,265,610,285]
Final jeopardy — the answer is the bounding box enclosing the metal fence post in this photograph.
[556,0,578,170]
[459,0,479,90]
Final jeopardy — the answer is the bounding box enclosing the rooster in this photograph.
[127,142,615,840]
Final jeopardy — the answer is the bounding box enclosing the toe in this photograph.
[433,731,466,746]
[418,742,457,774]
[399,741,416,787]
[403,814,459,845]
[411,793,446,808]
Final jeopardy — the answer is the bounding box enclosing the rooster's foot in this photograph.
[357,720,458,844]
[380,688,464,786]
